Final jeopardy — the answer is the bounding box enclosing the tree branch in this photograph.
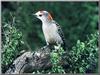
[5,46,69,74]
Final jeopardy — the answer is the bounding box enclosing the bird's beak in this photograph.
[33,14,37,17]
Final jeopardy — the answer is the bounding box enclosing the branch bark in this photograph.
[5,46,69,74]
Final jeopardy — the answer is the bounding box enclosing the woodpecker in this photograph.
[34,10,66,50]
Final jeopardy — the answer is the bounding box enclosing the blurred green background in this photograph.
[1,2,98,73]
[2,2,98,50]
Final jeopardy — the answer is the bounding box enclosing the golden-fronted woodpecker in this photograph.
[34,10,66,50]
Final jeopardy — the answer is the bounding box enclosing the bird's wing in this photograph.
[52,20,66,49]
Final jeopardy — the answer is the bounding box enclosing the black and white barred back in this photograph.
[52,20,66,50]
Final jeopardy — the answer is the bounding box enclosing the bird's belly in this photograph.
[45,32,57,44]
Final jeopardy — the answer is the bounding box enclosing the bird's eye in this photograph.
[39,14,42,17]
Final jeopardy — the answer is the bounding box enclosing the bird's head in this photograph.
[33,10,53,22]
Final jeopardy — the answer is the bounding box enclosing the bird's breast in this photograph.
[42,24,62,44]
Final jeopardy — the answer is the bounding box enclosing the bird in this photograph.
[33,10,66,50]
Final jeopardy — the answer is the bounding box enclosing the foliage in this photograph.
[1,16,26,72]
[50,31,98,73]
[67,31,98,73]
[50,45,65,73]
[49,31,98,73]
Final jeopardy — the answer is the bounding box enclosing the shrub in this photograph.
[50,45,65,73]
[67,31,98,73]
[1,17,25,72]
